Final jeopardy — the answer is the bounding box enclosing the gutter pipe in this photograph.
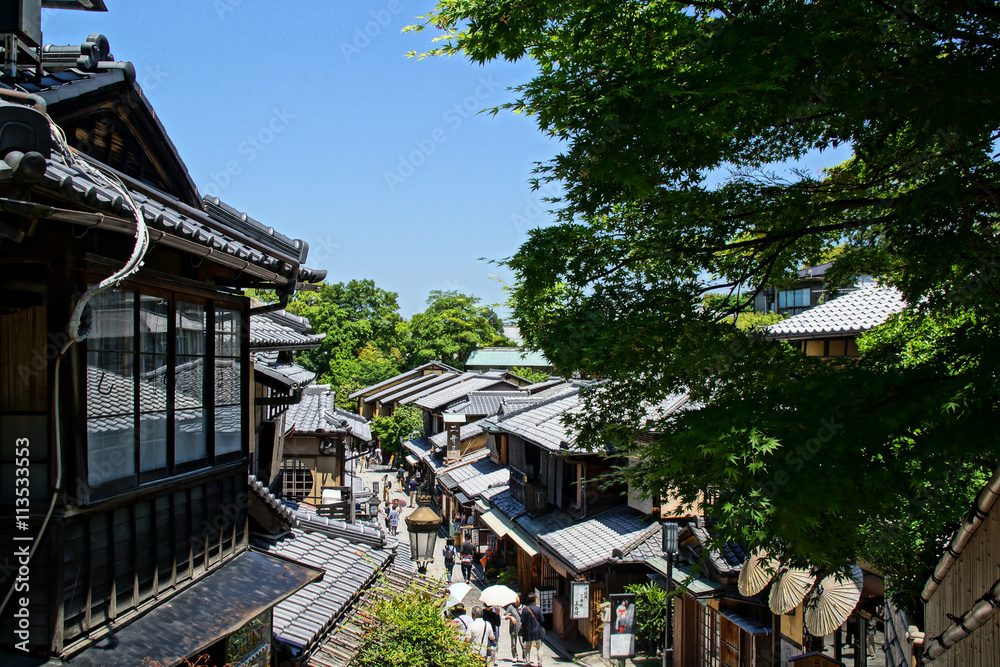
[922,577,1000,662]
[921,465,1000,602]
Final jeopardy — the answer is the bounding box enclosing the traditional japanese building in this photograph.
[0,14,329,665]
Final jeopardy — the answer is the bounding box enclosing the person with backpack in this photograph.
[442,537,457,583]
[460,534,478,584]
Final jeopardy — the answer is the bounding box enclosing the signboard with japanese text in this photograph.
[446,422,461,461]
[571,581,590,619]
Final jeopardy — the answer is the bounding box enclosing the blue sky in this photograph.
[42,1,559,316]
[41,1,851,317]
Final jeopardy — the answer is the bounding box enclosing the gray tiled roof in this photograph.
[435,449,490,477]
[413,376,517,412]
[523,378,566,393]
[398,372,472,405]
[456,461,509,499]
[284,502,388,548]
[766,285,905,339]
[427,418,488,449]
[347,362,460,400]
[260,528,392,650]
[490,489,526,519]
[249,474,298,527]
[254,361,316,389]
[31,152,326,284]
[250,310,324,350]
[306,541,442,667]
[449,391,528,416]
[286,386,371,441]
[371,372,460,405]
[687,525,747,578]
[519,507,660,573]
[488,391,583,452]
[402,436,434,461]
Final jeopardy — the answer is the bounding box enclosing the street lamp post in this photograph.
[662,522,679,667]
[404,493,443,574]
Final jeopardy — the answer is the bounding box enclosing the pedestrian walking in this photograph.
[520,592,545,667]
[449,603,472,633]
[396,465,405,486]
[442,537,457,583]
[408,477,419,505]
[380,502,390,531]
[465,606,495,664]
[482,604,501,665]
[373,446,382,468]
[388,504,400,536]
[460,534,477,584]
[382,474,391,502]
[504,595,523,663]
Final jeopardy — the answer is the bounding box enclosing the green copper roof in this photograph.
[464,347,550,367]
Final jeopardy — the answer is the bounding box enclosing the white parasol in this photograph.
[738,549,779,597]
[446,582,473,609]
[804,565,864,637]
[769,567,816,615]
[479,584,519,607]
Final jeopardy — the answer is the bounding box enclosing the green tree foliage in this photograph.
[371,404,425,454]
[354,583,483,667]
[406,290,514,367]
[624,581,668,657]
[511,365,550,383]
[283,280,406,406]
[414,1,1000,610]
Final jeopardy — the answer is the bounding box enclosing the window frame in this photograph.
[82,279,248,497]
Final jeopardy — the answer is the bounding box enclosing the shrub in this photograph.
[354,582,483,667]
[624,581,668,657]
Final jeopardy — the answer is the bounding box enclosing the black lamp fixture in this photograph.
[662,521,679,667]
[662,521,679,555]
[404,494,442,573]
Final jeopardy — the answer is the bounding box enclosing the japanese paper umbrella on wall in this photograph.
[738,549,779,597]
[804,565,864,637]
[769,567,817,615]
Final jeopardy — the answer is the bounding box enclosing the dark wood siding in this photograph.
[60,467,248,649]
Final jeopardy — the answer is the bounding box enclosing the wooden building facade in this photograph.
[0,26,325,665]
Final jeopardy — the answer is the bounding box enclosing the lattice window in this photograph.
[281,459,314,500]
[697,604,721,666]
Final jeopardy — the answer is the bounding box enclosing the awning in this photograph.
[480,509,538,557]
[646,559,728,598]
[405,454,419,466]
[70,549,323,666]
[454,491,472,505]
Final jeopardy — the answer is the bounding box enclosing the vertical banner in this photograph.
[443,413,465,462]
[571,581,590,619]
[446,422,461,460]
[608,593,636,658]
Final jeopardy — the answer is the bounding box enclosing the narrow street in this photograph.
[351,455,631,667]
